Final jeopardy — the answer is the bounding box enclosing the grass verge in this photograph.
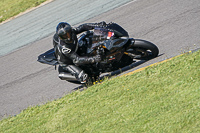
[0,50,199,132]
[0,0,49,23]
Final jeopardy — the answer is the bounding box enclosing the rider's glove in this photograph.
[88,55,102,63]
[96,21,107,27]
[73,55,102,65]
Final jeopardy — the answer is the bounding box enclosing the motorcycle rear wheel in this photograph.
[129,39,159,59]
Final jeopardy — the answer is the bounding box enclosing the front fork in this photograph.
[123,38,141,59]
[124,52,141,59]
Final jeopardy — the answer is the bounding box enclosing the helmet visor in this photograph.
[60,32,71,41]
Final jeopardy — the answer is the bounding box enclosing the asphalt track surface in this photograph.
[0,0,132,56]
[0,0,200,119]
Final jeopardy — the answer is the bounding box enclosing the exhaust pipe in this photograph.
[58,73,78,81]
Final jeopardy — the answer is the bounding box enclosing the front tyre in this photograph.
[129,39,159,59]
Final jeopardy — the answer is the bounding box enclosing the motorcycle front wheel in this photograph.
[128,39,159,60]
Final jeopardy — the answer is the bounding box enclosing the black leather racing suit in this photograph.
[53,22,106,82]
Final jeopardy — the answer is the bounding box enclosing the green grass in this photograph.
[0,0,48,23]
[0,50,199,133]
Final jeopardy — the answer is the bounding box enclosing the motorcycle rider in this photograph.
[53,21,107,83]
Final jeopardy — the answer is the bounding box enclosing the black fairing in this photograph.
[37,48,58,65]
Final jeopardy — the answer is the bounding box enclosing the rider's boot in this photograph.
[59,65,88,83]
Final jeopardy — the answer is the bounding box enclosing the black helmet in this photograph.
[56,22,72,42]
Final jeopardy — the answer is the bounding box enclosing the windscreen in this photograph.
[92,28,114,43]
[106,23,129,37]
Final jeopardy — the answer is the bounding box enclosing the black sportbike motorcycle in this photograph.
[38,23,159,83]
